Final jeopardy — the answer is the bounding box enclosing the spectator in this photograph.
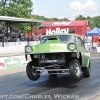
[18,34,21,41]
[5,31,9,38]
[7,36,11,42]
[0,29,3,42]
[38,34,42,40]
[21,34,25,41]
[11,34,16,42]
[97,37,100,47]
[4,35,7,42]
[84,34,92,52]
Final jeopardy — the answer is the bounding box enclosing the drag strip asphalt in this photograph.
[0,57,100,100]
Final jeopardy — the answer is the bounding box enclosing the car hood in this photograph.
[25,38,77,54]
[28,42,76,54]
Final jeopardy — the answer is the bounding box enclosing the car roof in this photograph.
[42,33,83,41]
[43,33,81,37]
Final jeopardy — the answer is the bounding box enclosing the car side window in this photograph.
[74,37,79,44]
[81,40,86,48]
[40,37,47,43]
[78,37,85,47]
[78,38,81,45]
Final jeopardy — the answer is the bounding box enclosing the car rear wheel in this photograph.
[69,59,82,80]
[82,63,91,78]
[26,61,40,81]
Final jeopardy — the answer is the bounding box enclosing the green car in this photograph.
[25,34,91,81]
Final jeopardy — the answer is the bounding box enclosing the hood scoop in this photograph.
[48,37,58,40]
[46,37,61,43]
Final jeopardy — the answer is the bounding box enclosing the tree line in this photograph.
[0,0,100,33]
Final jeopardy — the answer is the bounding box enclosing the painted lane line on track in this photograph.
[91,57,100,59]
[88,93,100,100]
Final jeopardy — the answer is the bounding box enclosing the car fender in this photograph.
[86,59,90,67]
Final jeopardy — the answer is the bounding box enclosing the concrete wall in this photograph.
[0,41,40,55]
[0,46,24,55]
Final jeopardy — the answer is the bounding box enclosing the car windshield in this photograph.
[40,35,75,43]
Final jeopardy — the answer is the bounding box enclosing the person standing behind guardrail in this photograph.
[83,34,92,52]
[7,36,11,42]
[97,36,100,47]
[18,34,21,41]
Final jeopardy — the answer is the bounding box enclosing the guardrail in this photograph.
[0,41,40,70]
[0,41,40,55]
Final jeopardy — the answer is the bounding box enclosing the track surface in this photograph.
[0,57,100,100]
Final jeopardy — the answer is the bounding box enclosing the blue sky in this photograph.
[32,0,100,19]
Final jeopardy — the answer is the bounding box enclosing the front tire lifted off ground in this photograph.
[26,61,40,81]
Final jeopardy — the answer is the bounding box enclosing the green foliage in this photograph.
[0,0,100,33]
[76,15,86,20]
[0,0,33,32]
[75,15,100,28]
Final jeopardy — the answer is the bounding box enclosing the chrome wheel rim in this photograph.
[31,66,39,77]
[74,63,81,76]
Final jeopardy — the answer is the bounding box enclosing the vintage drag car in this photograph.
[25,34,91,81]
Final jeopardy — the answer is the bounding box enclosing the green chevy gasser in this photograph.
[25,34,91,81]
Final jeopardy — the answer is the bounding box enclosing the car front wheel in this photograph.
[69,59,82,80]
[26,61,40,81]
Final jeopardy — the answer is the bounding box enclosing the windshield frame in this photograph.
[40,35,75,44]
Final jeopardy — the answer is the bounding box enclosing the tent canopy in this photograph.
[87,27,100,36]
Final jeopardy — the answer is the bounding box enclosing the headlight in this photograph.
[68,43,76,51]
[25,46,32,53]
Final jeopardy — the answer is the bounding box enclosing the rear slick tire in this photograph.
[69,59,82,80]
